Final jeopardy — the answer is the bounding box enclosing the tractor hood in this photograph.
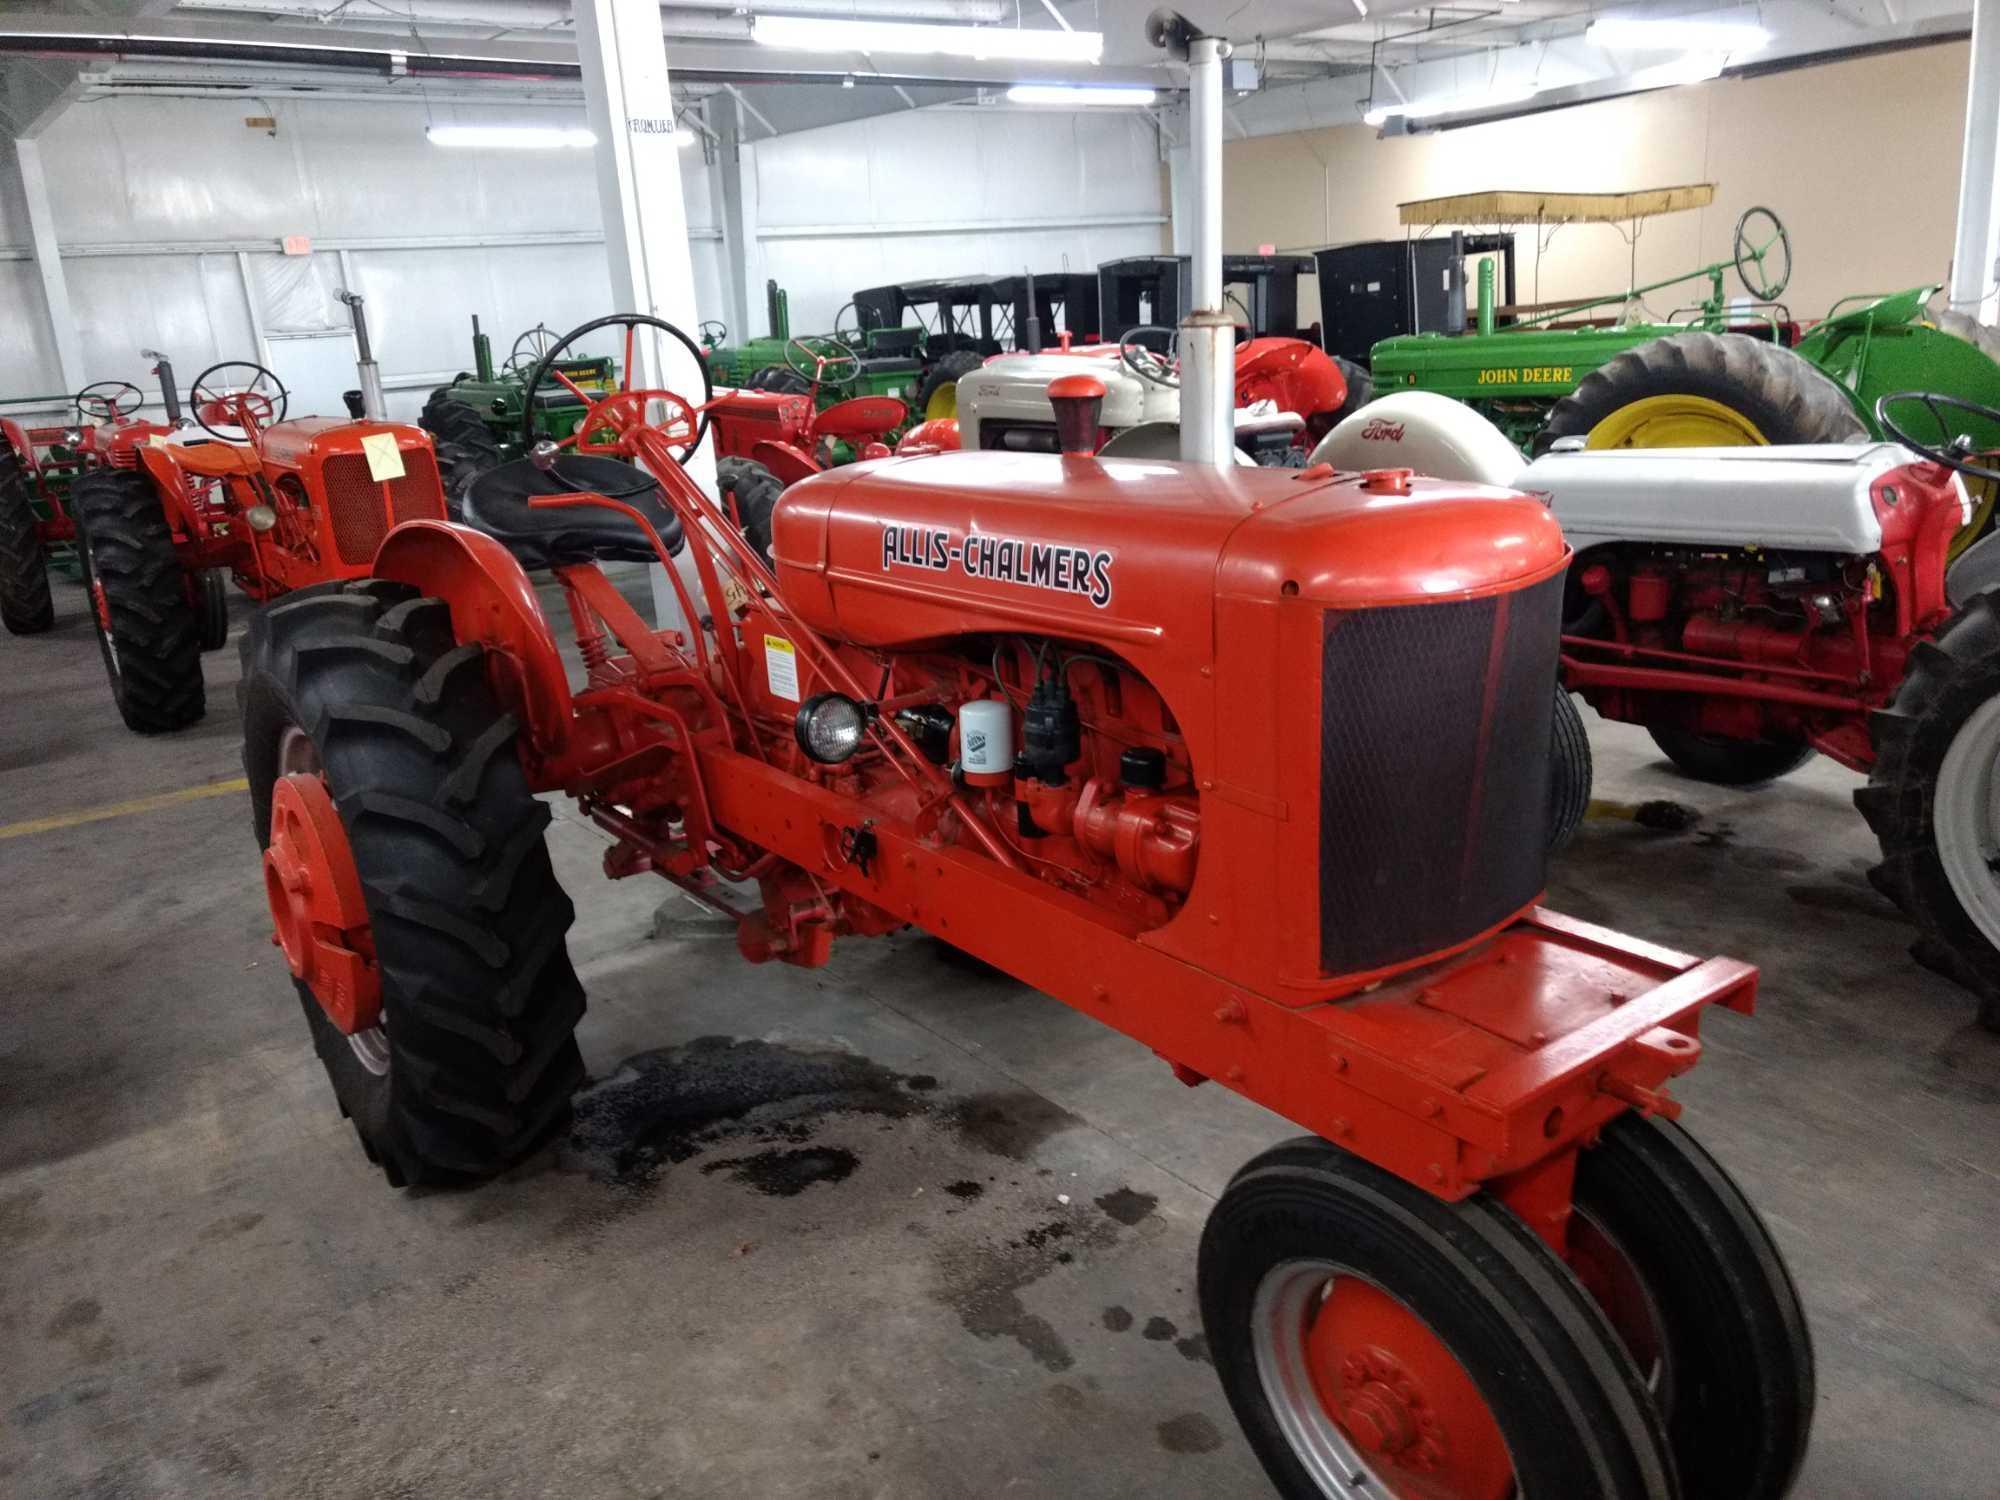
[257,417,432,468]
[770,451,1565,654]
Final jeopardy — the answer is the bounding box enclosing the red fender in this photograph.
[373,519,574,756]
[811,394,908,444]
[0,418,38,473]
[896,417,960,454]
[1234,337,1348,436]
[750,438,823,488]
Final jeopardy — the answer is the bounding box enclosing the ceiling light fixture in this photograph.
[751,15,1103,63]
[1586,16,1771,51]
[1363,83,1540,127]
[1007,84,1157,106]
[427,124,596,149]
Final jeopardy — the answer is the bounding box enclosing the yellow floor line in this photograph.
[1585,798,1640,821]
[0,776,249,842]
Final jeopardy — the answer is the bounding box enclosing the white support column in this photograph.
[1953,0,2000,324]
[1178,35,1234,471]
[711,92,753,343]
[14,138,85,394]
[573,0,717,626]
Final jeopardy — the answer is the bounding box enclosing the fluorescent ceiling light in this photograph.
[1364,84,1540,127]
[1629,53,1728,87]
[752,15,1103,63]
[1587,17,1771,51]
[427,124,596,149]
[1007,85,1157,106]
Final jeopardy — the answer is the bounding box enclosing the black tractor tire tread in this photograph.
[912,350,985,422]
[238,578,586,1186]
[1574,1113,1815,1499]
[71,469,204,732]
[1647,725,1815,785]
[1549,687,1594,852]
[0,443,54,635]
[1855,589,2000,1023]
[716,455,784,562]
[746,365,812,395]
[1536,330,1867,455]
[421,388,504,520]
[1201,1137,1674,1500]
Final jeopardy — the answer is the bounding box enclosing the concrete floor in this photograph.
[3,568,1998,1500]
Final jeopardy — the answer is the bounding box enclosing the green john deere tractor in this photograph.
[705,280,927,413]
[419,317,621,499]
[1366,190,2000,552]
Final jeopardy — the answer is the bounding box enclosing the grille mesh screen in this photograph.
[322,448,443,565]
[1317,571,1562,975]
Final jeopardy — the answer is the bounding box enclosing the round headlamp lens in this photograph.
[795,692,867,764]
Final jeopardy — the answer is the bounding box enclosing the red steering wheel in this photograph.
[519,313,713,464]
[190,360,289,439]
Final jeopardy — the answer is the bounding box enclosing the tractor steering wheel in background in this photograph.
[785,335,862,391]
[1732,206,1792,301]
[833,301,865,347]
[1877,391,2000,483]
[1120,326,1180,389]
[698,320,729,350]
[519,312,714,463]
[507,324,561,375]
[189,361,289,439]
[74,380,143,424]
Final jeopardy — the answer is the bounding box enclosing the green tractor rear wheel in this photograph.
[1536,332,1865,455]
[912,351,985,423]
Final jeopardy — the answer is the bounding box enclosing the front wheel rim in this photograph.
[1934,693,2000,953]
[1252,1260,1515,1499]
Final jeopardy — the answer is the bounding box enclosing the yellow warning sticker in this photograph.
[763,634,800,701]
[360,430,406,482]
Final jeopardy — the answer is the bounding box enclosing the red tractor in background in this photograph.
[705,335,908,559]
[73,358,451,733]
[243,313,1810,1500]
[0,356,186,636]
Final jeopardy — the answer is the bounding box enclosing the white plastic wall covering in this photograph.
[235,250,272,368]
[12,138,84,393]
[1953,0,2000,322]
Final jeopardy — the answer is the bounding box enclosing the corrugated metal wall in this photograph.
[0,94,1167,421]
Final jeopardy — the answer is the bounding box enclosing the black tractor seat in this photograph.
[463,454,684,569]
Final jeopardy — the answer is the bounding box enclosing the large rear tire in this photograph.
[1569,1115,1814,1500]
[912,350,984,423]
[0,442,53,636]
[1536,331,1866,455]
[420,387,503,519]
[716,455,783,563]
[1200,1138,1675,1500]
[1647,725,1814,786]
[1856,590,2000,1026]
[71,469,204,733]
[240,579,587,1185]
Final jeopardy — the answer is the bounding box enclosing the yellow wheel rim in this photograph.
[1953,477,1999,561]
[1586,394,1768,449]
[924,382,960,422]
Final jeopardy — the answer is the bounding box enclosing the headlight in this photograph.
[794,692,870,764]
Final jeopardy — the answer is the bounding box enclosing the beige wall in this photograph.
[1224,41,1969,325]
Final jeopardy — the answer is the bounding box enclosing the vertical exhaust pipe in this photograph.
[1150,10,1233,471]
[338,289,387,421]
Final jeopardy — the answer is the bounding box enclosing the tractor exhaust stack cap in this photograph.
[1047,374,1107,455]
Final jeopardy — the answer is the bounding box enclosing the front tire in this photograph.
[1549,687,1593,852]
[716,456,783,563]
[240,579,587,1185]
[1857,590,2000,1025]
[1200,1138,1674,1500]
[1570,1115,1814,1500]
[0,441,54,635]
[71,469,204,733]
[1648,725,1813,786]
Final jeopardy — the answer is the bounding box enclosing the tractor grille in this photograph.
[1317,570,1562,976]
[321,449,442,565]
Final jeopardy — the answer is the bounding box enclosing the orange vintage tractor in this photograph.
[73,358,450,733]
[706,335,908,558]
[241,312,1811,1500]
[0,359,186,636]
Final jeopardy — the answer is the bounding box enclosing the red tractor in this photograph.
[242,314,1809,1500]
[0,359,184,636]
[74,358,450,733]
[705,336,908,558]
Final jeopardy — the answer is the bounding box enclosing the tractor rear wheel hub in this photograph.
[264,771,380,1034]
